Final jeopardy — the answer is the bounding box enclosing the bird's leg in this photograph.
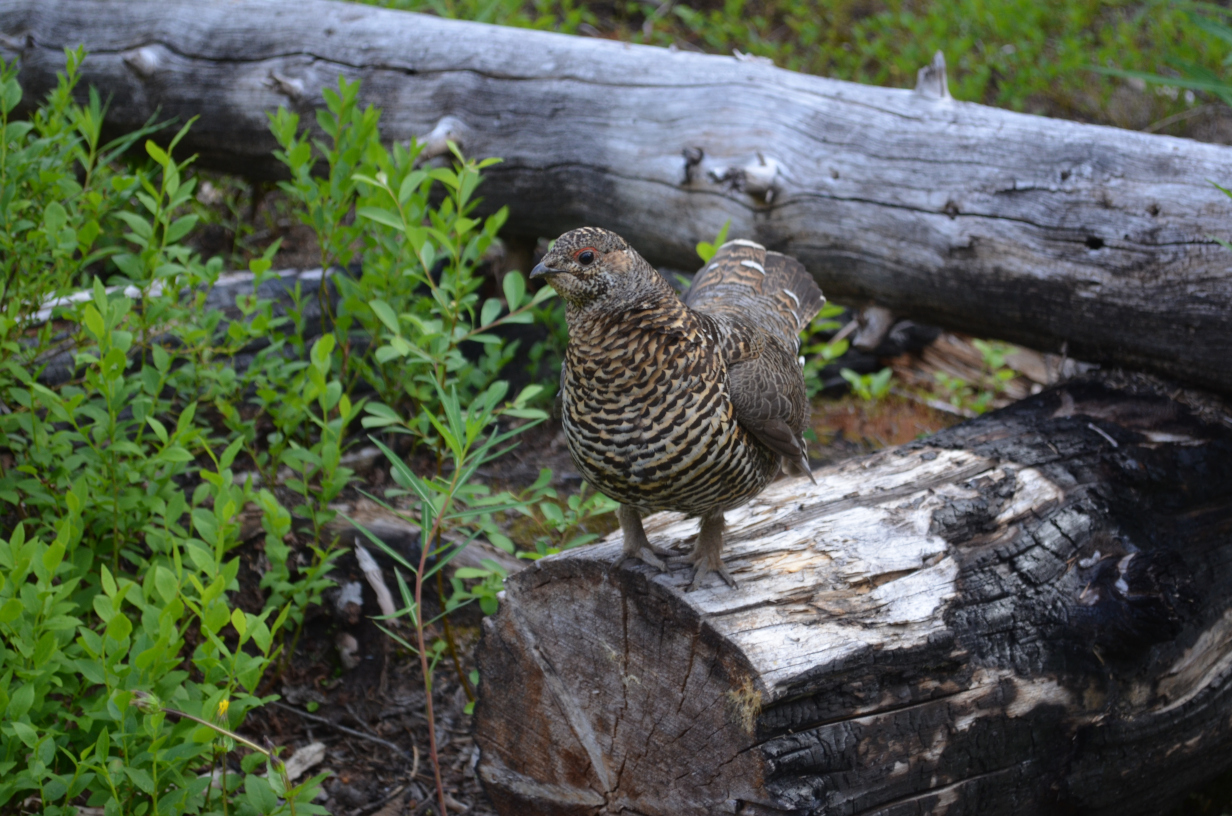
[687,510,737,591]
[616,504,671,571]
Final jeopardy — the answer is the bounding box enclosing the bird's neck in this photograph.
[565,288,692,350]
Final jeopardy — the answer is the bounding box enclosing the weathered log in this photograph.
[3,1,1232,395]
[474,375,1232,815]
[28,267,340,386]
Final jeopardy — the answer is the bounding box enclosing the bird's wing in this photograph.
[687,240,821,481]
[721,331,815,482]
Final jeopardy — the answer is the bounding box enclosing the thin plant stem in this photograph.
[436,567,474,703]
[416,511,451,816]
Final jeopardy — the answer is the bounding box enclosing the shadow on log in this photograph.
[474,375,1232,815]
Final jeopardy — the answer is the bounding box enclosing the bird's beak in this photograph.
[530,262,557,280]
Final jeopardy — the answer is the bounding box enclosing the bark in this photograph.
[474,374,1232,815]
[3,0,1232,394]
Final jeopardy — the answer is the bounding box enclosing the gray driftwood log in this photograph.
[4,0,1232,395]
[474,375,1232,815]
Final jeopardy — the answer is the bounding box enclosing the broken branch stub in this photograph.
[5,0,1232,394]
[475,375,1232,815]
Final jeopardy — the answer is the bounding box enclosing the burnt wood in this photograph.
[3,0,1232,394]
[474,375,1232,815]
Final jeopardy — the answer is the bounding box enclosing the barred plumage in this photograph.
[531,228,823,589]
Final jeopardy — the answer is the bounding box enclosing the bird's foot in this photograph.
[614,504,672,572]
[687,561,738,592]
[617,545,671,572]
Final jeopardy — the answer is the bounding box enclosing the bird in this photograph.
[530,227,823,590]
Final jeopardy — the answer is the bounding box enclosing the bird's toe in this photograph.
[616,546,669,572]
[686,562,739,592]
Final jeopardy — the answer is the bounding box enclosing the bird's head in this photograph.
[530,227,664,310]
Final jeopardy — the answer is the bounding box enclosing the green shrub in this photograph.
[841,366,894,403]
[264,75,583,813]
[0,44,615,816]
[0,51,333,815]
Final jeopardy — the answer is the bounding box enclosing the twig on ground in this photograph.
[356,784,406,816]
[345,702,385,739]
[271,701,415,763]
[890,387,976,418]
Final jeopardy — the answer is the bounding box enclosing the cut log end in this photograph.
[476,561,766,815]
[476,376,1232,815]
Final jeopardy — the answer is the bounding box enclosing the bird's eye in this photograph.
[575,248,597,265]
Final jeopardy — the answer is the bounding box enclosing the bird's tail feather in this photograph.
[686,239,824,345]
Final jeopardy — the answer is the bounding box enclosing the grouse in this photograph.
[531,228,823,590]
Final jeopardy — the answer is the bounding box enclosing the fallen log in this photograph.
[27,267,339,386]
[474,374,1232,815]
[3,0,1232,395]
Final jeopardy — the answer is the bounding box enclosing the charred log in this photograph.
[474,375,1232,815]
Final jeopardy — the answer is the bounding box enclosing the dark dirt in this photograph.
[239,542,495,816]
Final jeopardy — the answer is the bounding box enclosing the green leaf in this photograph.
[159,445,194,463]
[43,201,68,235]
[369,299,401,334]
[356,206,405,231]
[397,170,428,203]
[245,774,280,813]
[480,298,502,327]
[0,598,22,623]
[9,721,37,749]
[145,140,170,165]
[696,220,732,263]
[32,631,56,665]
[203,601,230,635]
[146,417,169,444]
[513,384,544,405]
[502,407,549,420]
[0,78,21,114]
[502,270,526,311]
[83,305,105,340]
[165,214,199,243]
[8,683,35,719]
[101,565,117,598]
[125,766,155,794]
[114,210,154,241]
[105,612,132,642]
[41,540,65,575]
[230,607,247,637]
[154,566,178,604]
[77,659,106,685]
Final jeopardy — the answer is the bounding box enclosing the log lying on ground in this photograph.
[29,267,339,386]
[474,375,1232,815]
[4,1,1232,395]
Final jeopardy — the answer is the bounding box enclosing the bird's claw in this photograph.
[686,562,739,592]
[617,546,669,572]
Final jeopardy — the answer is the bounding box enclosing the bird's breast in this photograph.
[560,327,778,515]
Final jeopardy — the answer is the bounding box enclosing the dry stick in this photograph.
[270,701,415,763]
[889,387,976,418]
[356,784,407,816]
